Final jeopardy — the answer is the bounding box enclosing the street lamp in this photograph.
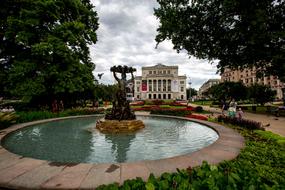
[188,77,192,102]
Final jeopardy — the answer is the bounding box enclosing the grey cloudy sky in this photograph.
[90,0,220,90]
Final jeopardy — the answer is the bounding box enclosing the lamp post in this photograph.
[188,77,192,103]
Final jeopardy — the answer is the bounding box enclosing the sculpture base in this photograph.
[96,120,145,133]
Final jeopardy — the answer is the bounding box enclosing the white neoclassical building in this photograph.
[134,64,187,100]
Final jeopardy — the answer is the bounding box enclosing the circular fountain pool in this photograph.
[2,116,218,163]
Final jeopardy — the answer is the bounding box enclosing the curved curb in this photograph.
[0,114,244,189]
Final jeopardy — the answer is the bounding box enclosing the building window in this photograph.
[163,94,166,99]
[163,70,166,74]
[181,95,184,99]
[153,71,156,74]
[137,87,140,92]
[158,94,161,99]
[153,94,157,99]
[149,80,152,92]
[167,79,171,91]
[148,94,151,99]
[181,87,184,92]
[167,70,170,74]
[180,81,184,84]
[158,80,161,91]
[159,70,162,74]
[149,71,152,74]
[137,95,140,99]
[153,80,157,91]
[136,81,140,84]
[168,94,171,99]
[163,80,166,91]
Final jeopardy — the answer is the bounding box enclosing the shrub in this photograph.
[0,112,18,129]
[217,115,264,130]
[152,99,164,105]
[16,108,105,124]
[195,106,203,113]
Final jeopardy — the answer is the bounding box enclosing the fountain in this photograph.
[96,65,145,133]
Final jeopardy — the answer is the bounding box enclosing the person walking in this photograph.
[237,107,244,120]
[228,98,237,118]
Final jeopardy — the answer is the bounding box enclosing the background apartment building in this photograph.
[198,79,221,99]
[221,68,285,99]
[134,64,186,100]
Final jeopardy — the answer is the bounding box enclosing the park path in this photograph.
[189,103,285,137]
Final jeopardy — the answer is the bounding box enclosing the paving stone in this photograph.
[6,162,65,189]
[42,163,93,189]
[144,155,200,177]
[0,158,46,184]
[120,162,150,183]
[80,164,120,189]
[0,152,24,170]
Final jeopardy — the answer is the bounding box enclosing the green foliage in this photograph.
[94,84,118,101]
[248,84,277,105]
[16,108,104,123]
[186,88,197,99]
[195,106,203,113]
[208,82,248,101]
[217,115,264,130]
[0,0,99,105]
[155,0,285,82]
[255,130,285,146]
[0,112,18,129]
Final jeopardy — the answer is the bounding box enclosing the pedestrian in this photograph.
[228,98,237,118]
[221,99,227,116]
[237,107,244,120]
[52,100,58,113]
[59,100,64,111]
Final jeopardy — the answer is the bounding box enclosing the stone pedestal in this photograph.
[96,120,145,133]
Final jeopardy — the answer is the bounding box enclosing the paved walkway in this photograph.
[190,104,285,137]
[0,115,244,189]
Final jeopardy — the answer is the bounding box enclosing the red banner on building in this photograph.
[141,80,147,91]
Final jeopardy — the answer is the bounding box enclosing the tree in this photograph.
[93,84,118,101]
[248,84,276,105]
[207,82,248,101]
[155,0,285,81]
[186,87,197,99]
[0,0,99,106]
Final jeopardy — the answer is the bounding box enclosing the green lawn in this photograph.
[192,100,213,106]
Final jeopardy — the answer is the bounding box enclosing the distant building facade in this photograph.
[221,67,285,100]
[134,64,187,100]
[198,79,221,99]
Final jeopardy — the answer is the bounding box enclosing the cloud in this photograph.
[90,0,220,90]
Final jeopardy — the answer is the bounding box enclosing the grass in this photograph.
[192,100,213,106]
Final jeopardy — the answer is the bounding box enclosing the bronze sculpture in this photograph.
[105,65,136,121]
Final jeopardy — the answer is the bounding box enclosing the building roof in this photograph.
[142,63,178,70]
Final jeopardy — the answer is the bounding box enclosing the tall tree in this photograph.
[0,0,99,105]
[155,0,285,81]
[208,82,248,101]
[248,84,276,105]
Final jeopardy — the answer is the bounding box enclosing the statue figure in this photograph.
[105,65,136,121]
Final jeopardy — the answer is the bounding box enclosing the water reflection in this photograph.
[105,133,136,163]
